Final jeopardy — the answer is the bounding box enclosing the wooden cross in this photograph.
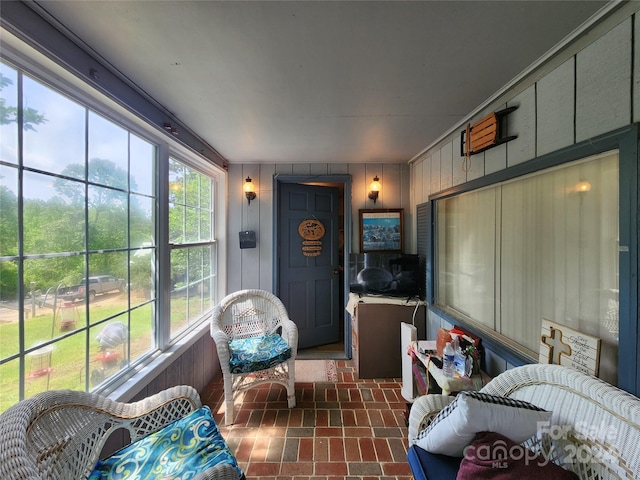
[541,327,571,365]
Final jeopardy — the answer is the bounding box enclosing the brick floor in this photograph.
[201,359,413,480]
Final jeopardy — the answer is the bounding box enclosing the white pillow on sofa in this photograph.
[415,391,552,457]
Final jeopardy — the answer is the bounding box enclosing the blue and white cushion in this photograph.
[88,406,243,480]
[228,333,291,374]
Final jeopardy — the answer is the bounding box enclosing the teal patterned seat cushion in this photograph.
[87,406,243,480]
[228,333,291,374]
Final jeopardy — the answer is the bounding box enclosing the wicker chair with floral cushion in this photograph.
[0,385,243,480]
[211,289,298,425]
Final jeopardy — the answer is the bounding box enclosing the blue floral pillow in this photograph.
[88,406,243,480]
[228,333,291,373]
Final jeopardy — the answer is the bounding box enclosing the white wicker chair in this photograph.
[0,385,242,480]
[211,289,298,425]
[408,364,640,479]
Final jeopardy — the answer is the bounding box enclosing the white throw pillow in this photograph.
[415,391,552,457]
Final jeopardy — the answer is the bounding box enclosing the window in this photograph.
[434,151,619,385]
[0,54,221,412]
[169,158,216,337]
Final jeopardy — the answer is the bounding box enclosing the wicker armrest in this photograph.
[280,317,298,356]
[0,385,202,480]
[408,394,455,445]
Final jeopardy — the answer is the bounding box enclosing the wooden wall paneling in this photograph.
[635,15,640,123]
[452,139,467,187]
[166,358,181,388]
[292,163,311,175]
[383,164,402,208]
[467,151,485,182]
[310,163,329,176]
[537,58,575,156]
[507,87,536,167]
[192,335,204,391]
[259,164,275,291]
[240,165,261,290]
[430,150,441,194]
[329,163,349,175]
[422,154,432,199]
[440,142,453,191]
[412,161,423,206]
[227,164,243,293]
[348,163,366,252]
[275,164,294,175]
[484,143,507,175]
[180,345,195,389]
[576,18,632,142]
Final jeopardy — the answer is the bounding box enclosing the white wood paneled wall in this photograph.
[227,162,411,293]
[412,11,638,380]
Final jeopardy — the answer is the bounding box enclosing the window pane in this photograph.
[0,164,18,256]
[23,171,85,255]
[88,185,128,250]
[169,160,185,205]
[88,112,128,189]
[130,135,155,196]
[0,63,18,165]
[130,247,154,306]
[0,260,19,358]
[22,75,85,177]
[0,359,19,412]
[42,332,86,391]
[130,304,153,363]
[130,193,154,248]
[90,317,128,388]
[437,187,496,328]
[87,252,128,323]
[23,256,84,347]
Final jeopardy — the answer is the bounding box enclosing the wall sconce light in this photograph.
[368,176,381,204]
[244,177,256,205]
[575,181,591,193]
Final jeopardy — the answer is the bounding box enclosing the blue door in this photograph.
[278,183,340,349]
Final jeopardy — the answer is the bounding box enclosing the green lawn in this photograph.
[0,293,194,413]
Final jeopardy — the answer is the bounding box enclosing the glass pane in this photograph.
[130,134,155,196]
[200,209,211,243]
[89,318,128,388]
[437,187,496,328]
[185,206,199,243]
[43,332,86,392]
[200,178,211,209]
[88,112,128,189]
[0,358,19,413]
[169,159,185,205]
[22,75,85,177]
[87,252,128,324]
[0,164,18,256]
[185,169,199,208]
[129,304,153,363]
[88,185,128,250]
[130,247,154,307]
[0,62,18,165]
[170,248,189,335]
[0,260,19,358]
[169,202,185,243]
[23,171,85,255]
[23,256,85,347]
[130,193,154,248]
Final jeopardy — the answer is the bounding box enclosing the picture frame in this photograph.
[359,208,404,253]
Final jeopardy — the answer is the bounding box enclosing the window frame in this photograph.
[423,125,639,395]
[0,39,226,406]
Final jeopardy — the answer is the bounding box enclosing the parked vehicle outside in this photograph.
[58,275,125,303]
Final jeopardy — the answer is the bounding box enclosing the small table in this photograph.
[410,342,491,396]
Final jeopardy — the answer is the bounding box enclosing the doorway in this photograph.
[274,175,352,360]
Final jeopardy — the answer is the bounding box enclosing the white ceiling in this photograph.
[32,1,607,164]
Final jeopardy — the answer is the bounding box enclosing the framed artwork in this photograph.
[359,208,404,253]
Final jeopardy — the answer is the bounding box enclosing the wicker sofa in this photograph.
[408,364,640,480]
[0,385,242,480]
